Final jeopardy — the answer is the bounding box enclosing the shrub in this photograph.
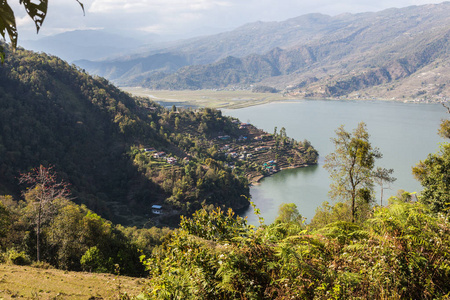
[6,248,31,265]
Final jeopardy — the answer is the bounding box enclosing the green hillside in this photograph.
[0,45,317,226]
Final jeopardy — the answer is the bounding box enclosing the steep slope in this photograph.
[0,46,318,226]
[74,13,335,82]
[0,46,252,226]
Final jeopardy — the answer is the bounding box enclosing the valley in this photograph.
[1,2,450,298]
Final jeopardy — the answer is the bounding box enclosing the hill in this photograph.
[77,2,450,101]
[0,46,317,227]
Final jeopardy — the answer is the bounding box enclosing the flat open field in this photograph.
[120,87,292,109]
[0,264,148,299]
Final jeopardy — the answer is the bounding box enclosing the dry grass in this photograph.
[120,87,290,109]
[0,264,149,299]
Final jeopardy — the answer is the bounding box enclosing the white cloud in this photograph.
[10,0,449,40]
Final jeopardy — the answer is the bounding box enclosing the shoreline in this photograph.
[248,163,313,186]
[121,87,446,111]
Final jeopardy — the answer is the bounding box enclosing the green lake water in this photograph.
[223,100,448,225]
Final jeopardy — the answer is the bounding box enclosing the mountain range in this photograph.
[19,30,146,62]
[76,2,450,101]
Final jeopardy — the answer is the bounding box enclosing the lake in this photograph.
[223,100,448,225]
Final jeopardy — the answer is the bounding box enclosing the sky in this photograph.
[10,0,448,42]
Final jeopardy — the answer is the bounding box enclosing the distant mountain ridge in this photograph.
[77,2,450,100]
[20,30,145,62]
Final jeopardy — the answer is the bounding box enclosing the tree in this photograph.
[413,105,450,213]
[0,199,10,239]
[275,203,302,224]
[374,167,396,206]
[0,0,84,62]
[440,103,450,139]
[413,143,450,213]
[324,122,385,222]
[19,165,71,261]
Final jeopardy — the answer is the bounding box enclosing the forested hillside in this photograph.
[1,45,450,299]
[0,45,317,226]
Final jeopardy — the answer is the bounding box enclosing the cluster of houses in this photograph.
[255,146,271,152]
[219,144,253,160]
[217,135,248,142]
[263,160,278,173]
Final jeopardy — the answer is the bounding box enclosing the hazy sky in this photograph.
[11,0,448,41]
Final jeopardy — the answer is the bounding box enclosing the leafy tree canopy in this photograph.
[324,122,389,222]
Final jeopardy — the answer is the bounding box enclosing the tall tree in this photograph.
[324,122,385,222]
[19,165,71,262]
[413,107,450,213]
[374,167,396,206]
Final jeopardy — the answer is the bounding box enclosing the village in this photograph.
[140,120,317,191]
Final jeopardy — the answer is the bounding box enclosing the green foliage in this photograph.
[275,203,303,224]
[413,143,450,213]
[309,201,353,229]
[438,119,450,139]
[324,122,387,222]
[0,47,255,223]
[4,248,31,265]
[140,201,450,299]
[1,193,160,276]
[0,199,10,238]
[80,246,109,273]
[180,206,250,242]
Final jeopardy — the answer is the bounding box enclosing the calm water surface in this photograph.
[223,100,447,225]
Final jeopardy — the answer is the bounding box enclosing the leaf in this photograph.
[0,0,18,48]
[75,0,85,16]
[19,0,48,33]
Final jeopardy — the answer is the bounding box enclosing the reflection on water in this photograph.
[224,100,447,225]
[242,165,325,225]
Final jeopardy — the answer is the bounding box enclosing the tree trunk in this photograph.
[37,205,41,262]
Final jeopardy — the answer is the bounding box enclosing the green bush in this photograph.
[80,246,110,273]
[6,248,31,266]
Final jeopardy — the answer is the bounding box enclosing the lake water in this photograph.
[223,100,448,225]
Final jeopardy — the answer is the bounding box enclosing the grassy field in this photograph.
[120,87,291,109]
[0,264,148,299]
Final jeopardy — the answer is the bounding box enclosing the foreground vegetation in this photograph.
[1,195,449,299]
[0,264,148,299]
[138,199,450,299]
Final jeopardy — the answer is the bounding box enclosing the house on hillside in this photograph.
[239,123,250,129]
[166,157,177,164]
[151,205,163,214]
[153,151,166,158]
